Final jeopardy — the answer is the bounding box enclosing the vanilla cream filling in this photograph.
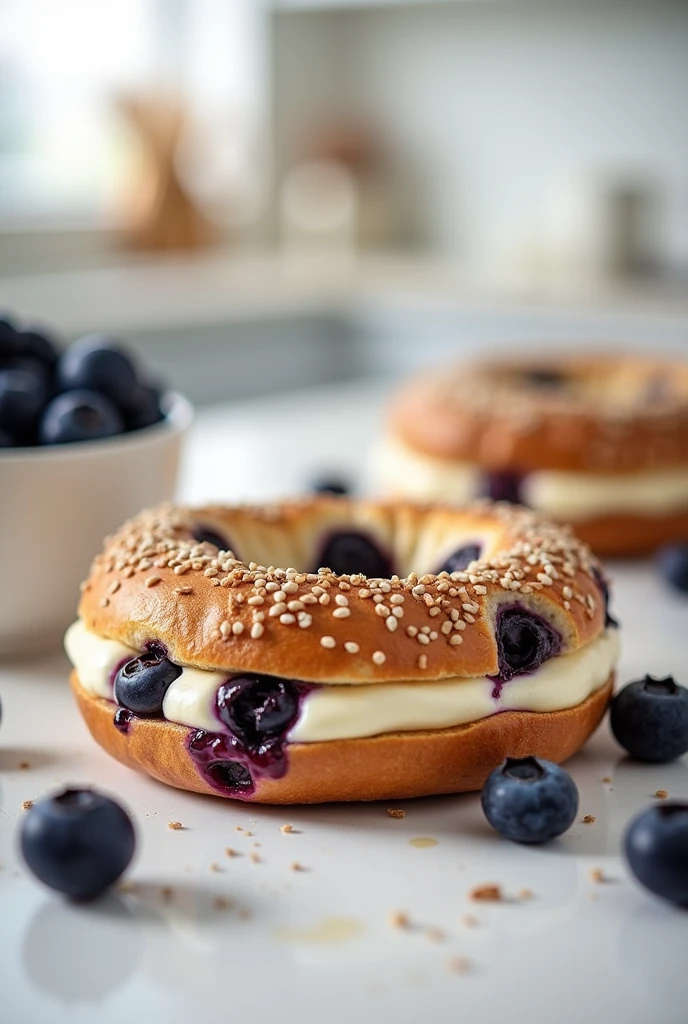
[374,433,688,520]
[65,620,618,743]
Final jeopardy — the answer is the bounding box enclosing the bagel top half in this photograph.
[388,353,688,475]
[77,499,606,685]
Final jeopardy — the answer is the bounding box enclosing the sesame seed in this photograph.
[428,607,440,617]
[287,600,305,612]
[279,613,296,625]
[372,594,385,604]
[473,585,487,595]
[412,585,425,596]
[417,633,430,645]
[269,603,287,617]
[335,594,349,607]
[282,581,298,594]
[298,613,313,629]
[358,588,371,598]
[250,622,265,639]
[449,635,463,645]
[441,621,453,635]
[390,594,405,605]
[247,595,264,606]
[232,622,244,635]
[374,604,389,618]
[372,651,386,665]
[392,606,404,618]
[145,576,161,588]
[332,607,351,619]
[220,621,232,639]
[321,636,336,649]
[99,597,110,608]
[318,594,330,606]
[407,625,418,637]
[418,654,428,669]
[385,616,398,632]
[345,641,360,654]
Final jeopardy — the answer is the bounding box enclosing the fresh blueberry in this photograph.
[56,335,139,412]
[316,531,392,578]
[657,544,688,596]
[39,389,124,445]
[0,426,15,447]
[0,316,21,357]
[610,675,688,763]
[494,605,561,682]
[114,643,182,716]
[16,329,59,368]
[20,787,135,901]
[125,384,164,431]
[217,675,301,750]
[436,543,482,574]
[191,526,232,552]
[624,803,688,907]
[482,470,524,504]
[0,368,48,433]
[481,756,579,844]
[311,477,350,496]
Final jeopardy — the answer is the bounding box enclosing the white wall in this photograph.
[272,0,688,274]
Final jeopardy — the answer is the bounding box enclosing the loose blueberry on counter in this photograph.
[436,543,482,574]
[124,383,164,431]
[482,470,524,505]
[316,531,392,578]
[310,476,350,496]
[0,426,15,447]
[0,368,47,433]
[20,788,135,902]
[610,675,688,763]
[217,675,301,751]
[56,335,138,413]
[191,525,231,552]
[39,389,124,445]
[624,803,688,907]
[114,644,183,716]
[481,757,579,844]
[494,605,561,683]
[657,544,688,596]
[0,316,21,357]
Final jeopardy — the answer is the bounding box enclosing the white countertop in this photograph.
[1,382,687,1024]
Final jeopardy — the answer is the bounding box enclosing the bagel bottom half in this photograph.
[71,671,613,803]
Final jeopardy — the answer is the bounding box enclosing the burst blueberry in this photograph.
[20,788,135,901]
[610,675,688,763]
[39,389,124,445]
[114,644,182,716]
[624,803,688,907]
[436,543,481,574]
[494,606,560,682]
[217,675,301,750]
[657,544,688,596]
[316,531,392,578]
[310,476,350,496]
[481,756,579,844]
[191,525,232,552]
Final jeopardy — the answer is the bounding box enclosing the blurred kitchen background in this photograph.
[0,0,687,408]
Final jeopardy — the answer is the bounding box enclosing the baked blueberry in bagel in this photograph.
[65,498,619,803]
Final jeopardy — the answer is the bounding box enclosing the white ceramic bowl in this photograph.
[0,392,193,657]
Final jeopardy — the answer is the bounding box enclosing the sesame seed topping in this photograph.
[418,654,428,670]
[375,604,389,618]
[372,650,386,665]
[332,607,351,619]
[269,603,287,617]
[145,575,161,588]
[344,641,360,654]
[298,613,313,628]
[335,594,349,606]
[250,622,264,639]
[279,613,296,625]
[321,636,336,649]
[449,635,463,646]
[232,622,244,635]
[390,594,405,605]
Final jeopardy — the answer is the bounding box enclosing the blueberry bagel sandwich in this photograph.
[65,499,619,803]
[376,354,688,556]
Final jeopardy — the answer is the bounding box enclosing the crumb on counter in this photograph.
[590,867,605,884]
[237,908,252,920]
[469,884,502,902]
[252,842,261,848]
[243,830,253,837]
[118,879,135,893]
[235,826,244,832]
[389,910,410,930]
[160,886,173,901]
[655,789,669,800]
[290,861,305,872]
[426,926,445,943]
[214,896,231,910]
[461,914,479,927]
[225,847,238,858]
[448,956,471,974]
[18,761,30,770]
[582,814,596,824]
[167,821,184,830]
[280,823,294,833]
[249,851,261,864]
[601,776,612,784]
[210,862,221,872]
[21,800,33,811]
[518,888,534,901]
[387,808,406,819]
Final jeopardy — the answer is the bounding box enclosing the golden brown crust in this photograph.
[78,499,605,684]
[573,509,688,556]
[389,354,688,475]
[72,671,613,802]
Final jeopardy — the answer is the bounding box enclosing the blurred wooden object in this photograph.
[116,94,214,252]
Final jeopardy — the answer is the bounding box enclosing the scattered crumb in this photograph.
[160,886,173,901]
[389,910,410,930]
[237,908,252,920]
[243,830,253,837]
[387,808,406,819]
[225,847,238,858]
[469,884,502,902]
[18,761,30,770]
[448,956,471,974]
[252,842,261,848]
[590,867,605,884]
[21,800,33,811]
[214,896,231,911]
[655,790,669,800]
[518,888,534,901]
[167,821,184,830]
[582,814,596,824]
[280,823,294,833]
[461,914,479,927]
[249,851,261,864]
[426,926,445,943]
[210,862,221,873]
[601,776,612,784]
[290,861,305,872]
[235,826,244,832]
[118,879,136,893]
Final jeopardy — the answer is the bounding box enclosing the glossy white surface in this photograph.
[1,382,687,1024]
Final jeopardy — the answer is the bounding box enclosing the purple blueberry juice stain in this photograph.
[489,604,561,698]
[591,567,619,628]
[191,525,233,553]
[113,707,134,733]
[313,530,393,578]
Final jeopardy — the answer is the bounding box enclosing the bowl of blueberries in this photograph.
[0,314,192,656]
